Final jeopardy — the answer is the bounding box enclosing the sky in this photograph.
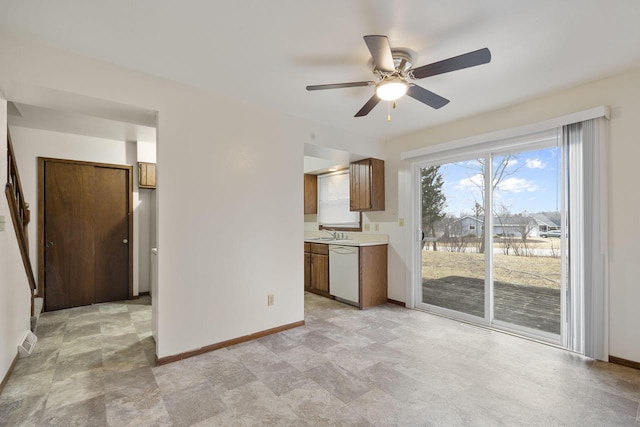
[432,146,561,217]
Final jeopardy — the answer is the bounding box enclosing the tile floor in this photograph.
[1,293,640,426]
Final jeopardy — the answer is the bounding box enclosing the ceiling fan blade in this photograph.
[306,81,375,91]
[409,48,491,79]
[406,85,450,109]
[364,35,395,73]
[355,94,381,117]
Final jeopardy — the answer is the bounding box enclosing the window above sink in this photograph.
[317,170,362,231]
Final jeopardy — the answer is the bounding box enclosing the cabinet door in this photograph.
[139,163,157,189]
[350,158,385,211]
[311,253,329,292]
[359,245,388,308]
[350,160,371,211]
[304,174,317,214]
[304,252,311,289]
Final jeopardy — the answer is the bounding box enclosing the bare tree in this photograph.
[438,216,469,253]
[494,205,537,257]
[495,204,514,255]
[463,155,526,253]
[513,214,536,257]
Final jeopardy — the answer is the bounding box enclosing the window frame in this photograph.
[316,169,362,232]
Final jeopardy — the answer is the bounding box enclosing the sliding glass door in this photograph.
[420,159,486,320]
[417,133,566,343]
[490,146,563,338]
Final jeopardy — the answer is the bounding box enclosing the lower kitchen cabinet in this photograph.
[359,245,388,309]
[304,243,330,296]
[304,243,311,288]
[303,241,387,309]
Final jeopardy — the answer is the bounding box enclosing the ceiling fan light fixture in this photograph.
[376,78,408,101]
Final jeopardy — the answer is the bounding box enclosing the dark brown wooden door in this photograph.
[94,167,130,303]
[42,159,131,311]
[44,162,95,310]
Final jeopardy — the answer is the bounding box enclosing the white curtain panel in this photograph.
[564,117,608,360]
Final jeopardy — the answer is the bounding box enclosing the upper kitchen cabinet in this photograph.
[350,158,384,211]
[139,162,157,189]
[304,174,317,214]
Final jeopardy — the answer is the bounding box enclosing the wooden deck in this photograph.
[422,276,561,335]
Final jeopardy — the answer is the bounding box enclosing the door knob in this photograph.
[122,239,128,244]
[45,241,54,248]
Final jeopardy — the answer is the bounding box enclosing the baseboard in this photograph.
[156,320,305,365]
[387,298,406,307]
[0,352,19,396]
[305,288,333,299]
[609,355,640,371]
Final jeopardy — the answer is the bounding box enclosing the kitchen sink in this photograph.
[306,237,354,243]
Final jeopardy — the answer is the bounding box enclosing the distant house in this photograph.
[493,215,538,238]
[531,213,562,237]
[447,215,484,237]
[446,212,562,238]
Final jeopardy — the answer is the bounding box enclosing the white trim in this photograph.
[408,132,565,346]
[400,106,609,160]
[484,153,493,324]
[401,164,415,309]
[599,118,610,361]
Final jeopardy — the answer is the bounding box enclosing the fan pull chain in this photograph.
[387,101,397,122]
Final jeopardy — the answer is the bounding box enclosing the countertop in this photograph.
[304,233,388,247]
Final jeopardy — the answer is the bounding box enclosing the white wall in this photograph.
[137,190,151,293]
[0,35,382,359]
[0,100,32,383]
[137,139,157,294]
[3,34,638,366]
[9,126,153,296]
[383,68,640,363]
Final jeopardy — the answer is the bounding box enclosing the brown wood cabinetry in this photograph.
[304,174,317,214]
[304,243,330,296]
[304,242,312,290]
[304,240,388,309]
[139,162,157,189]
[359,245,388,309]
[349,158,384,211]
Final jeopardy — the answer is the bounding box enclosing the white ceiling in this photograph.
[1,0,640,141]
[8,102,157,143]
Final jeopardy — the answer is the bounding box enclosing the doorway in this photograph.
[38,158,133,311]
[416,132,566,344]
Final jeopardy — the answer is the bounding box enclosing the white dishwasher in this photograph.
[329,245,359,306]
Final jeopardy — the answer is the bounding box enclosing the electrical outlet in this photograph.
[398,218,405,227]
[364,223,371,231]
[375,223,379,231]
[268,294,275,306]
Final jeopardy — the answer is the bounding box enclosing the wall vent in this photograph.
[18,331,37,358]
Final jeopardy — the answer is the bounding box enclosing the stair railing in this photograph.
[5,128,36,315]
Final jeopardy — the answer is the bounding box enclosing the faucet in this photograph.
[322,229,337,239]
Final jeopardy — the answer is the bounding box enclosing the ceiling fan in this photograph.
[306,35,491,118]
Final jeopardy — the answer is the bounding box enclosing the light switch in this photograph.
[398,218,405,227]
[0,215,5,232]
